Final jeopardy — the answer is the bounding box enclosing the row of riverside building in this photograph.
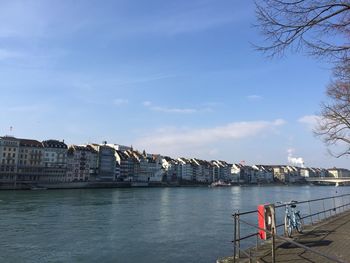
[0,135,349,185]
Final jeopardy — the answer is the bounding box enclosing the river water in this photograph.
[0,185,348,263]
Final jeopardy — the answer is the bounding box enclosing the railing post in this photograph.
[333,197,337,215]
[271,226,276,263]
[308,201,313,225]
[237,213,241,258]
[323,199,326,219]
[233,213,237,263]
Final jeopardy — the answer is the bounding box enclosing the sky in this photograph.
[0,0,348,168]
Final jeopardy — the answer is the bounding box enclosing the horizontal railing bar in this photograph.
[233,194,350,216]
[274,194,350,208]
[234,232,259,242]
[233,209,258,216]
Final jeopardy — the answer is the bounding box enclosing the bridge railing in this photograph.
[231,193,350,263]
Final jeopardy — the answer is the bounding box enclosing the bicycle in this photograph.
[278,200,303,237]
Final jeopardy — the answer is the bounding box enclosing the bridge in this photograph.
[305,176,350,186]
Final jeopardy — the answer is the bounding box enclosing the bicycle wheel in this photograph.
[295,213,303,233]
[284,215,292,237]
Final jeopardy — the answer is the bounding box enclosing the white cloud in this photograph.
[298,115,321,129]
[113,98,129,106]
[135,119,286,153]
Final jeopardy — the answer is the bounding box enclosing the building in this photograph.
[42,140,68,182]
[17,138,44,182]
[0,136,19,182]
[328,168,350,178]
[192,158,213,183]
[252,165,274,183]
[89,144,116,181]
[162,156,178,182]
[177,158,194,181]
[231,164,244,183]
[115,150,132,181]
[66,145,98,182]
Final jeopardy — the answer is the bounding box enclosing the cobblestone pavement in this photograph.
[218,209,350,263]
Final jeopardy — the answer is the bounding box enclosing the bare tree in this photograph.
[315,62,350,157]
[255,0,350,61]
[255,0,350,157]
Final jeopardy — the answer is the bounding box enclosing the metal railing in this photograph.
[232,193,350,263]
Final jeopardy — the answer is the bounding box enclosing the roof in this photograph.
[68,145,98,155]
[42,140,67,149]
[19,138,43,148]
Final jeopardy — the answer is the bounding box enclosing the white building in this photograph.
[42,140,68,182]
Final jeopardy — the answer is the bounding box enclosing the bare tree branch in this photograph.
[255,0,350,158]
[255,0,350,61]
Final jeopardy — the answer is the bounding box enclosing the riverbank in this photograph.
[0,180,306,190]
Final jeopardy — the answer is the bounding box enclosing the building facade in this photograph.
[42,140,68,182]
[17,138,44,182]
[0,136,19,182]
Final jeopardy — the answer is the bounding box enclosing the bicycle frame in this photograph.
[283,201,302,237]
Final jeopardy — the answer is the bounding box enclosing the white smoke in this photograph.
[287,148,305,167]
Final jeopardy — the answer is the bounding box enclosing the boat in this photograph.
[209,180,232,187]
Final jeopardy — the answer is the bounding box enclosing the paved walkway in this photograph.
[218,209,350,263]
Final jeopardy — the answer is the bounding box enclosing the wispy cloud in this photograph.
[135,119,286,153]
[298,115,321,129]
[106,1,249,38]
[5,104,52,113]
[246,95,263,101]
[113,98,129,106]
[142,101,212,114]
[0,49,23,60]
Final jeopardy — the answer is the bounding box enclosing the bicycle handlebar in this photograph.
[276,200,299,205]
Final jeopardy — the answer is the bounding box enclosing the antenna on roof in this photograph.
[7,126,14,137]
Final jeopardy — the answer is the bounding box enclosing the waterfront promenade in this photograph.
[219,209,350,263]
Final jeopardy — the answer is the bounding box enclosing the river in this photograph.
[0,185,348,263]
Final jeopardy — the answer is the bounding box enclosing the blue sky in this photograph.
[0,0,348,168]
